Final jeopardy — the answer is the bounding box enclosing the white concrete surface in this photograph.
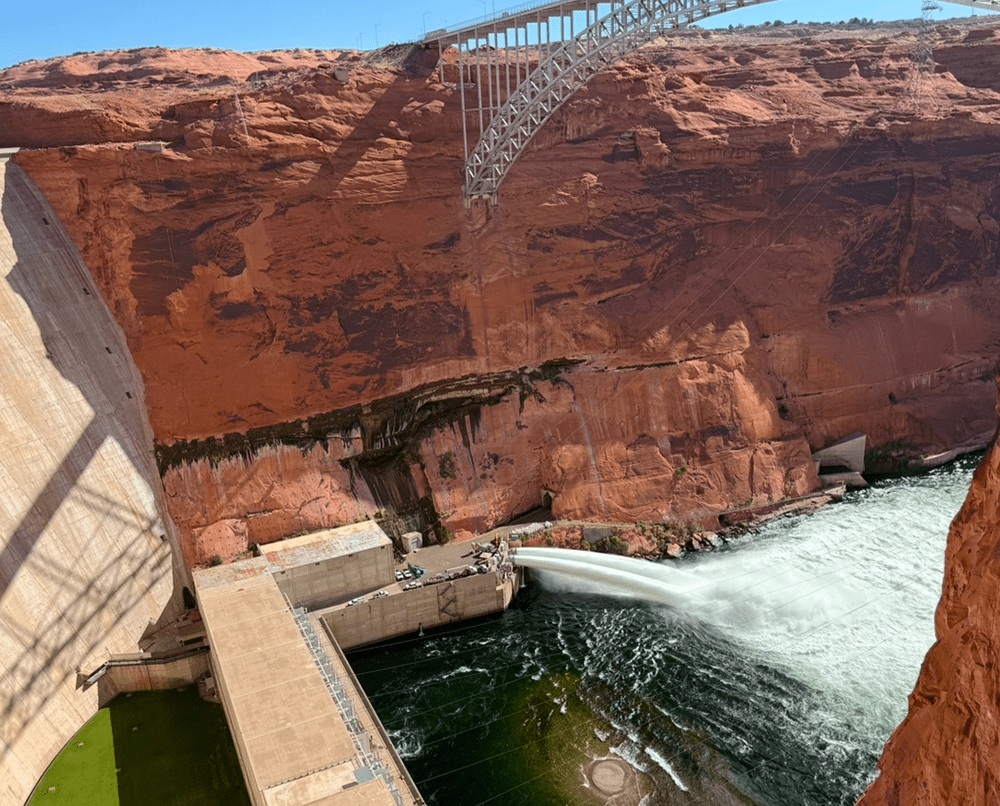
[0,160,180,806]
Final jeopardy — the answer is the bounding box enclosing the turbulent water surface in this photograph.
[350,456,979,806]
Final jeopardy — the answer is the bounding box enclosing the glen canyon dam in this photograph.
[5,0,1000,804]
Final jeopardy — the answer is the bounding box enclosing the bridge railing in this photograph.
[426,0,606,43]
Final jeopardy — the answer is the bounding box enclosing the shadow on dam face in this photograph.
[0,160,179,805]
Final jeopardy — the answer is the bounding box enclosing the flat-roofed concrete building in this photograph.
[265,522,394,608]
[195,521,422,806]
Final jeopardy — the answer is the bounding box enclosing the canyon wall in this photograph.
[0,158,181,806]
[3,18,1000,806]
[858,400,1000,805]
[3,24,1000,568]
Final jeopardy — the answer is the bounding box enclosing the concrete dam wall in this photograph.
[0,158,181,806]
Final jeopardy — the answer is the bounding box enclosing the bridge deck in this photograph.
[427,0,1000,45]
[425,0,778,44]
[426,0,597,43]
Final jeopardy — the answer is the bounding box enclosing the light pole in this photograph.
[358,32,364,50]
[423,11,430,36]
[375,24,379,48]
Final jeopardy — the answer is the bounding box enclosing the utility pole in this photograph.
[906,0,940,111]
[233,92,251,146]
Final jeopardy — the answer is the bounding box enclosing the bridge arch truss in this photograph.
[424,0,1000,204]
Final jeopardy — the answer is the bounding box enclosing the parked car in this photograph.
[374,590,389,599]
[347,597,366,606]
[395,570,405,581]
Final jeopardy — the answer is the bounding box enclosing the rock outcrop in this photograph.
[4,17,1000,806]
[3,23,1000,567]
[858,400,1000,805]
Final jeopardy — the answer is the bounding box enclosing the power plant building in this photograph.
[194,523,424,806]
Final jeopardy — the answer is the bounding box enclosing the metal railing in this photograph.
[426,0,603,42]
[292,609,412,806]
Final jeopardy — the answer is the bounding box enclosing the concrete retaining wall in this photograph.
[325,572,520,650]
[0,159,181,806]
[274,543,394,608]
[95,651,211,707]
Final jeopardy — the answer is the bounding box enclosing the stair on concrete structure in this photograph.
[437,582,459,620]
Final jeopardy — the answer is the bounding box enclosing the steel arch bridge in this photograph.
[423,0,1000,204]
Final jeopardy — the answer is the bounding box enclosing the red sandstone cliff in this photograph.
[3,23,1000,566]
[858,400,1000,805]
[5,21,1000,806]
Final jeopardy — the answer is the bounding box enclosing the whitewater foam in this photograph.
[644,746,689,791]
[521,460,974,750]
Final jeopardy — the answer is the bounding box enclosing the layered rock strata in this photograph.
[3,23,1000,568]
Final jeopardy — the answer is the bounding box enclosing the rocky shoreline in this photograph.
[518,484,847,561]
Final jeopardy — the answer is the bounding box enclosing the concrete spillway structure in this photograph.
[0,157,181,806]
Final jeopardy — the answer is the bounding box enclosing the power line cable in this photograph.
[414,663,786,801]
[384,525,953,784]
[392,590,925,804]
[354,640,520,675]
[375,501,953,723]
[412,668,699,786]
[365,639,572,689]
[386,570,933,760]
[396,514,954,795]
[367,36,955,798]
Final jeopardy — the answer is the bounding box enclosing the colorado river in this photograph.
[349,455,979,806]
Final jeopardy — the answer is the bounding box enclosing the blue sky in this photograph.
[2,0,995,70]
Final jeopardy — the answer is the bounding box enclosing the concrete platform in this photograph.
[195,560,423,806]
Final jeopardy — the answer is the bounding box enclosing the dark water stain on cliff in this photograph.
[534,281,579,308]
[337,300,474,367]
[128,226,198,316]
[426,231,460,250]
[217,301,260,320]
[834,177,899,207]
[828,217,903,304]
[154,360,583,475]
